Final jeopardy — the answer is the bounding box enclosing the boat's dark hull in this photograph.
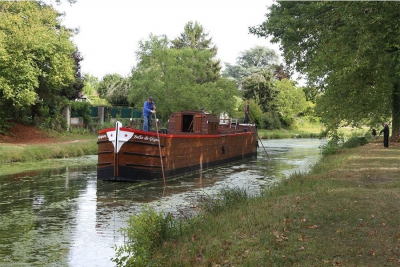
[97,127,258,182]
[97,151,256,182]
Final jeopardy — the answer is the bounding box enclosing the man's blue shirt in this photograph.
[143,101,155,117]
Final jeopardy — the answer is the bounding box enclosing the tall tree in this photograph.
[60,50,84,101]
[275,79,308,125]
[82,73,99,97]
[236,46,279,70]
[128,34,238,120]
[0,1,77,128]
[250,2,400,137]
[81,73,110,106]
[98,74,130,106]
[222,46,280,88]
[171,21,221,83]
[33,49,83,128]
[241,70,277,113]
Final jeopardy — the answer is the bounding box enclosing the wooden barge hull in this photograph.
[97,127,257,182]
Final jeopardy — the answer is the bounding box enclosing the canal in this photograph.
[0,138,324,267]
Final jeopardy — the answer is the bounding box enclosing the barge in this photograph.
[97,110,258,181]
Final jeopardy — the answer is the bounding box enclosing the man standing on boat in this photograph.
[143,97,156,132]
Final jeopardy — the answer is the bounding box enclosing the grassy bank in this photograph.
[258,117,324,139]
[0,140,97,162]
[114,139,400,266]
[0,134,97,163]
[258,120,369,140]
[0,132,97,175]
[258,129,322,139]
[0,123,369,176]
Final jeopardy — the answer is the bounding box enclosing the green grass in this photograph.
[258,120,370,140]
[114,140,400,266]
[0,132,97,175]
[258,129,323,139]
[259,117,325,139]
[0,139,97,163]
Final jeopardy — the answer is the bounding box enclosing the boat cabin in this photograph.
[167,110,220,134]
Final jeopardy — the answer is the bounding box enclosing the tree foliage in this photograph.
[82,73,99,97]
[250,2,400,135]
[171,21,217,52]
[0,1,78,129]
[128,34,238,121]
[82,73,109,106]
[222,46,280,88]
[275,79,308,125]
[171,21,221,83]
[242,70,277,113]
[98,74,130,106]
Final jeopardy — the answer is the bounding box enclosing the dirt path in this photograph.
[0,124,59,144]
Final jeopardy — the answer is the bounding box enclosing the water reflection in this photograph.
[0,138,324,267]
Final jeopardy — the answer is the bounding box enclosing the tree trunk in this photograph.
[391,82,400,141]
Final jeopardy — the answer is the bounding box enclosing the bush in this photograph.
[112,205,177,267]
[342,136,368,149]
[70,101,93,128]
[321,132,368,156]
[280,115,295,129]
[262,112,281,130]
[320,132,344,156]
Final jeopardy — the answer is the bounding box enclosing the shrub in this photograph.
[342,136,368,149]
[321,132,368,156]
[320,132,344,156]
[70,101,92,128]
[262,112,281,130]
[112,205,176,267]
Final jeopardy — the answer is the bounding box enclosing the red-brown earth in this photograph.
[0,124,57,144]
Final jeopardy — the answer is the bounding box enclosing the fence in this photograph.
[68,106,142,129]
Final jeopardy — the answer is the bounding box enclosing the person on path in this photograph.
[371,129,377,139]
[379,123,389,148]
[243,100,250,124]
[142,97,156,132]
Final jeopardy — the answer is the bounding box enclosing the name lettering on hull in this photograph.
[133,134,159,143]
[98,134,107,140]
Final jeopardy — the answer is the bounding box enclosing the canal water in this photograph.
[0,138,324,267]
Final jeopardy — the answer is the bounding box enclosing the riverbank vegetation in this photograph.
[0,144,96,176]
[0,138,96,163]
[251,1,400,139]
[0,126,97,175]
[0,3,361,139]
[258,116,322,139]
[0,118,369,173]
[113,137,400,267]
[1,1,399,266]
[2,2,397,143]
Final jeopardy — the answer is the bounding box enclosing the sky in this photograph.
[54,0,279,79]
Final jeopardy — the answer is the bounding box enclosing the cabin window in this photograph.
[182,115,194,132]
